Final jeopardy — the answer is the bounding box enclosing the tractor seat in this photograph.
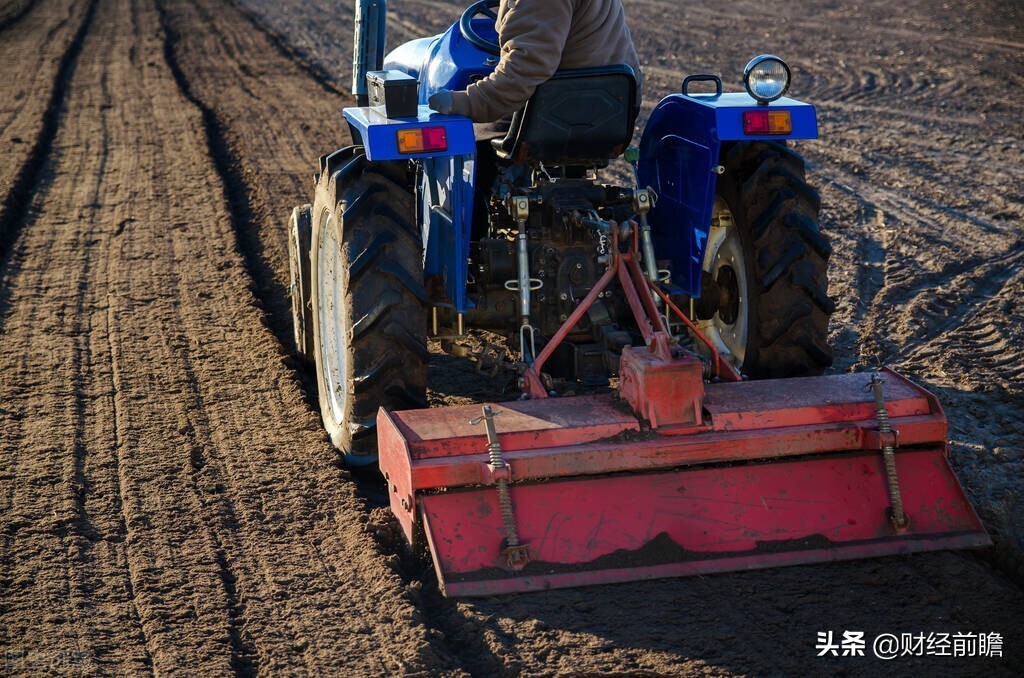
[491,65,638,168]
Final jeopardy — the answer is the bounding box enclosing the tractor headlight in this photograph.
[743,55,791,104]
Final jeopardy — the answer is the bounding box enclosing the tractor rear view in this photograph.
[286,0,989,596]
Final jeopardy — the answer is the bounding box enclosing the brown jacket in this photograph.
[450,0,642,122]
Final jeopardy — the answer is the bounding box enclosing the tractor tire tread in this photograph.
[352,289,401,339]
[722,140,833,377]
[384,320,433,363]
[311,150,427,460]
[348,229,396,282]
[785,211,833,259]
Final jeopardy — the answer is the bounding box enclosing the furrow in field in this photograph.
[157,0,356,348]
[151,0,456,671]
[0,0,236,670]
[3,0,449,671]
[223,0,347,96]
[0,0,34,31]
[0,0,93,266]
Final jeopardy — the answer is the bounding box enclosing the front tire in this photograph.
[310,151,428,464]
[700,141,834,378]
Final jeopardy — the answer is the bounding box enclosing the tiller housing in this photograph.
[378,225,989,597]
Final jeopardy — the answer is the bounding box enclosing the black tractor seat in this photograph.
[491,64,639,168]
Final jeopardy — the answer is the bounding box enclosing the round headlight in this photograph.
[743,55,791,104]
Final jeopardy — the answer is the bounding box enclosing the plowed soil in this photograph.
[0,0,1021,675]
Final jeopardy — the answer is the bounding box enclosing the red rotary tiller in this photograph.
[377,219,988,596]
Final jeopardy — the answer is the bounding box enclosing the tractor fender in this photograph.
[637,92,817,297]
[637,95,723,298]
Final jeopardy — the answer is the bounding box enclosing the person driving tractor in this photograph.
[428,0,643,122]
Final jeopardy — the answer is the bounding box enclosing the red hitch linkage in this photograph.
[520,220,739,398]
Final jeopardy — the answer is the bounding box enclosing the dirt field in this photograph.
[0,0,1022,674]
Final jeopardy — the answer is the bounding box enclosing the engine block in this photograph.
[466,178,636,383]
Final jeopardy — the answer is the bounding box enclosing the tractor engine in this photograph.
[467,177,636,384]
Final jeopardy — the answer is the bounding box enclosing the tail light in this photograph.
[743,110,792,135]
[396,126,448,154]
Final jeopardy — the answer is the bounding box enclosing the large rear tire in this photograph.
[700,141,834,378]
[310,150,428,464]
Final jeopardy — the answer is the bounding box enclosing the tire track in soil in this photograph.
[69,12,155,666]
[66,17,143,669]
[223,0,347,98]
[2,0,448,673]
[0,3,139,673]
[878,252,1024,366]
[151,0,455,673]
[127,217,261,673]
[154,0,282,355]
[103,7,267,650]
[0,0,236,670]
[0,0,35,32]
[817,171,1024,369]
[151,0,512,671]
[0,0,93,272]
[0,0,95,537]
[157,0,355,352]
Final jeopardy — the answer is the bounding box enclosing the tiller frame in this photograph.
[377,219,989,597]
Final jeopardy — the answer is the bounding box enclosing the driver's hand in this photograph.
[428,90,455,114]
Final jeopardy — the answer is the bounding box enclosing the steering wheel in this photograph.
[459,0,500,55]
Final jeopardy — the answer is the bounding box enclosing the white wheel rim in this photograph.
[317,212,350,425]
[699,197,750,366]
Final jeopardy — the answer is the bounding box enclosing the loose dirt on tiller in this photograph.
[0,0,1022,675]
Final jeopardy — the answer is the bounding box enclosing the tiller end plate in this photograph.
[377,370,989,597]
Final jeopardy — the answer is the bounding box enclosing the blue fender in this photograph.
[350,16,498,318]
[637,92,817,298]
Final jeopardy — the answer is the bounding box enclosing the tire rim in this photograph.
[317,212,350,425]
[699,197,749,366]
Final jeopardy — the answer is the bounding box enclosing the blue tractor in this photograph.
[287,1,986,597]
[289,0,831,463]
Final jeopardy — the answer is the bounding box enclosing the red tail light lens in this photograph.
[743,110,792,135]
[396,126,448,154]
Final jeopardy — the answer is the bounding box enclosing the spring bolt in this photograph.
[871,373,909,529]
[470,406,530,570]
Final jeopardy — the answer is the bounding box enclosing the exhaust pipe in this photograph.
[352,0,387,106]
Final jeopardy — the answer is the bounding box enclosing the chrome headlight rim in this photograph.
[743,54,791,104]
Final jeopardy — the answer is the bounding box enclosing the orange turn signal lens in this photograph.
[743,110,792,135]
[396,126,448,154]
